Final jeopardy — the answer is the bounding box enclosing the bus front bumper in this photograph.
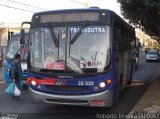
[29,87,113,107]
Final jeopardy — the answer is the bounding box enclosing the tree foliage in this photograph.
[117,0,160,43]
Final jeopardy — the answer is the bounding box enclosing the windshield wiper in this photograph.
[70,22,89,44]
[48,23,59,47]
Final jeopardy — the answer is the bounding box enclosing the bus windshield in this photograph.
[30,25,110,74]
[6,39,20,59]
[6,34,29,60]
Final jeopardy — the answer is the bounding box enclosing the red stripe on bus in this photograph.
[27,77,58,85]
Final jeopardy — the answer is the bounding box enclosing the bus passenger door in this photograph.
[115,28,126,91]
[114,27,125,104]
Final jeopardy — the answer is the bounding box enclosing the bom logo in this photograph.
[80,60,103,68]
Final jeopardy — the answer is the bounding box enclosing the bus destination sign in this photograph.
[40,12,99,23]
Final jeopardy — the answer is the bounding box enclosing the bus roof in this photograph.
[31,8,134,31]
[31,8,117,25]
[33,8,114,16]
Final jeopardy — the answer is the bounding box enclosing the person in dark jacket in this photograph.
[11,54,22,102]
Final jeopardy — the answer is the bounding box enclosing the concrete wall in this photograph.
[0,28,8,46]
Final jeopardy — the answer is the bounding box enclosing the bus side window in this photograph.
[114,29,120,71]
[117,29,123,52]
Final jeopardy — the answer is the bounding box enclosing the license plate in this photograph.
[90,100,106,106]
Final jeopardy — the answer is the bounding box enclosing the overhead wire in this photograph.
[0,0,48,13]
[0,3,34,12]
[70,0,86,5]
[1,0,48,10]
[70,0,88,7]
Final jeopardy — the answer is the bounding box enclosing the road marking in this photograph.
[126,82,144,87]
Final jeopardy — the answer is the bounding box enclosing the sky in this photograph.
[0,0,121,24]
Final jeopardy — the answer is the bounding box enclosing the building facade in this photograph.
[0,23,22,61]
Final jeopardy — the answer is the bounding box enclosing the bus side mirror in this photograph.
[20,29,25,45]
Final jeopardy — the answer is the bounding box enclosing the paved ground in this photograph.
[0,67,4,82]
[132,68,160,114]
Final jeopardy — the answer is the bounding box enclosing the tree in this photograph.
[117,0,160,43]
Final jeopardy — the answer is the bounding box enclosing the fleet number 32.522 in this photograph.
[78,81,94,86]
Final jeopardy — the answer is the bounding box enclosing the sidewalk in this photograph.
[0,67,4,83]
[131,67,160,113]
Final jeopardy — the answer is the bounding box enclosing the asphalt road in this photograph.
[0,52,159,119]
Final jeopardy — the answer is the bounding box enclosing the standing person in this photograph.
[10,54,22,102]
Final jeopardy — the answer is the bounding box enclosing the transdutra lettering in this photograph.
[70,27,106,33]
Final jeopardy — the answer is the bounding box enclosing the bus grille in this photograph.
[45,85,89,92]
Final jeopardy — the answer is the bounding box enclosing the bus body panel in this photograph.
[4,33,29,86]
[3,60,12,83]
[111,12,136,89]
[27,68,115,107]
[28,68,114,94]
[24,8,136,107]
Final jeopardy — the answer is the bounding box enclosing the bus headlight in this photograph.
[31,80,36,86]
[99,82,106,88]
